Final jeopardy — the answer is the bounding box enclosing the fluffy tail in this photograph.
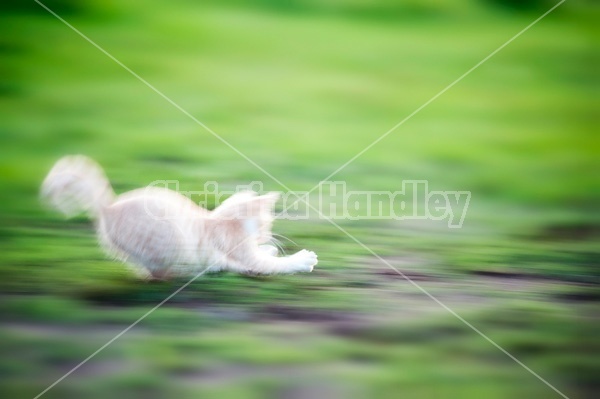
[41,155,115,219]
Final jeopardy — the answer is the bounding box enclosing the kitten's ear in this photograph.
[258,192,280,216]
[212,191,279,220]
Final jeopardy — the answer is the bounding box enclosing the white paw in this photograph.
[291,249,318,273]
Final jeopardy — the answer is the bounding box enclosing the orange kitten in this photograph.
[41,155,317,279]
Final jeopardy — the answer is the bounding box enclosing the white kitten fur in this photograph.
[41,155,318,279]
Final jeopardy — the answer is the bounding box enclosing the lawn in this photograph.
[0,0,598,398]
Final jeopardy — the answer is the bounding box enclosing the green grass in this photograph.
[0,0,598,398]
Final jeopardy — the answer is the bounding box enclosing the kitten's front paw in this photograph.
[292,249,318,273]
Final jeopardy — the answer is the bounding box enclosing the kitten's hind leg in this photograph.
[123,261,154,281]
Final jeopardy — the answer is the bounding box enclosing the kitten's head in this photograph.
[257,214,274,244]
[212,191,280,244]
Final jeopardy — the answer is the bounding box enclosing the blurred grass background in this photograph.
[0,0,598,398]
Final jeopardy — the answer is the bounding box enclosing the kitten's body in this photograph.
[41,156,317,279]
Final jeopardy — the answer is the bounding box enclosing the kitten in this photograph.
[41,155,317,279]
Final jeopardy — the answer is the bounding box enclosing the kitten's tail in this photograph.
[41,155,115,219]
